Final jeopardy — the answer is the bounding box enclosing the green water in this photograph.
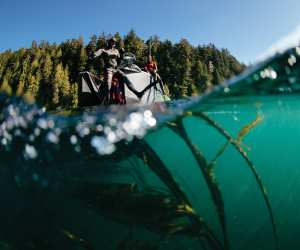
[146,94,300,249]
[1,46,300,249]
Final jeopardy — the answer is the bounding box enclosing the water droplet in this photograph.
[260,68,277,80]
[107,132,117,143]
[288,54,297,66]
[84,115,96,124]
[146,117,156,127]
[37,118,48,129]
[270,70,277,79]
[70,135,78,145]
[46,132,59,144]
[224,87,230,93]
[96,124,103,132]
[1,138,7,145]
[76,123,90,137]
[91,136,116,155]
[34,128,41,136]
[109,118,117,126]
[47,119,55,129]
[233,116,239,121]
[24,144,38,159]
[143,110,153,119]
[75,145,81,152]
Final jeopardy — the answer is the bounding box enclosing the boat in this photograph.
[79,52,169,106]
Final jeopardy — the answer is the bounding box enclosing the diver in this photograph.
[94,38,143,100]
[144,55,165,94]
[94,37,120,92]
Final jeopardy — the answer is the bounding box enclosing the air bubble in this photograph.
[24,144,38,159]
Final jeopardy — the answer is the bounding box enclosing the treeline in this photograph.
[0,30,246,109]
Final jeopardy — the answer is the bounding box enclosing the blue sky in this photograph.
[1,0,300,63]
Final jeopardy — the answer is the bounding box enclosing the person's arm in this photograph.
[94,49,105,58]
[119,48,125,57]
[154,62,158,72]
[144,63,149,72]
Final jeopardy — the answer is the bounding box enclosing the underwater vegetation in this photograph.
[60,109,276,250]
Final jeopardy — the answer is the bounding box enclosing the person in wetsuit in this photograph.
[144,55,165,94]
[94,37,120,92]
[94,38,143,102]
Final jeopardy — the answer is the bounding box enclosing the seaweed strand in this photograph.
[208,113,263,169]
[192,111,279,250]
[135,139,224,250]
[167,119,230,250]
[208,141,230,169]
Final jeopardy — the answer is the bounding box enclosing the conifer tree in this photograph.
[114,32,124,49]
[42,54,53,82]
[86,34,98,73]
[173,39,193,96]
[38,53,53,106]
[0,78,12,95]
[124,30,145,65]
[27,73,39,98]
[156,40,175,95]
[191,60,210,93]
[16,71,26,96]
[78,45,88,73]
[70,82,78,109]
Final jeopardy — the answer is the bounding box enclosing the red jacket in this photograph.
[145,61,157,73]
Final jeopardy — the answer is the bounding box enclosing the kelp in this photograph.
[167,118,229,250]
[74,180,223,250]
[74,182,188,228]
[236,113,264,147]
[208,113,264,168]
[190,111,279,250]
[135,140,224,250]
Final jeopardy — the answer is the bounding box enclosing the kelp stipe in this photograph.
[208,113,263,168]
[192,111,279,250]
[135,140,224,250]
[166,119,229,250]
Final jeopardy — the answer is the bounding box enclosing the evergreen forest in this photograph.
[0,30,246,109]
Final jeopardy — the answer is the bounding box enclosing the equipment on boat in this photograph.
[79,53,168,106]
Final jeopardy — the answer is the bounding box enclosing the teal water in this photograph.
[1,47,300,250]
[146,94,300,250]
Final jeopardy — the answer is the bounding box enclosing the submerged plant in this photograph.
[236,113,264,147]
[190,111,279,250]
[74,180,223,250]
[209,113,264,168]
[167,118,229,250]
[135,140,224,250]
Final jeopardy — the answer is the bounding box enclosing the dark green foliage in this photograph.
[0,31,245,109]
